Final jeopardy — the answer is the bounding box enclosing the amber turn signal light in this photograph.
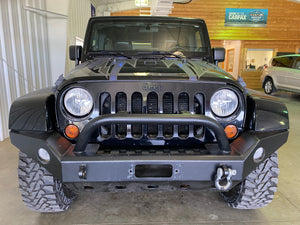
[65,124,79,139]
[224,125,238,139]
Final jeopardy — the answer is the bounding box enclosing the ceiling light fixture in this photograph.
[135,0,148,7]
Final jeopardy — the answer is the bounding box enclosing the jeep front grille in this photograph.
[99,91,204,140]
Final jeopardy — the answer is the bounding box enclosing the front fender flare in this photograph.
[247,91,289,131]
[9,87,56,132]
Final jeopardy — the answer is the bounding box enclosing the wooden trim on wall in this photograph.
[226,48,235,72]
[112,0,300,42]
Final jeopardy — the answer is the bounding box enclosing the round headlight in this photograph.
[64,88,93,117]
[210,89,238,117]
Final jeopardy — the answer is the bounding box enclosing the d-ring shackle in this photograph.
[215,166,237,192]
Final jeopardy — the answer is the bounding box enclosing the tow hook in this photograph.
[78,164,87,179]
[214,166,236,192]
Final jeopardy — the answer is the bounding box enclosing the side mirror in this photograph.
[212,47,225,65]
[69,45,82,65]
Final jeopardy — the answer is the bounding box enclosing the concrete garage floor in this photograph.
[1,91,300,225]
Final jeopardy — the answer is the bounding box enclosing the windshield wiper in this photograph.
[87,51,132,59]
[137,51,186,59]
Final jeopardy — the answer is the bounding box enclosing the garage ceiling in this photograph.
[94,0,191,16]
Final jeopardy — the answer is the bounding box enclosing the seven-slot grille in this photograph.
[99,92,204,140]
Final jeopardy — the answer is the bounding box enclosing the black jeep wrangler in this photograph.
[9,16,289,212]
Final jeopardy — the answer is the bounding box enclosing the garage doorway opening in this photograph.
[246,49,274,71]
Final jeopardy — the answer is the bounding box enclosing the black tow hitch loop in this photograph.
[215,165,236,192]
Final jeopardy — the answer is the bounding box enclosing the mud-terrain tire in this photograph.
[18,152,76,212]
[221,152,279,209]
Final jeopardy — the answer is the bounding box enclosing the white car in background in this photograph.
[261,54,300,94]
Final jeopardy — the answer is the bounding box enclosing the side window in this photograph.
[293,57,300,70]
[278,56,294,68]
[272,58,279,66]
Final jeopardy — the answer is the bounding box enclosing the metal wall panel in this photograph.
[0,0,51,141]
[65,0,91,74]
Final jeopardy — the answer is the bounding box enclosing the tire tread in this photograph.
[222,152,279,209]
[18,152,76,212]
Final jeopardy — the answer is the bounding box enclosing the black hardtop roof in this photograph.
[88,16,205,24]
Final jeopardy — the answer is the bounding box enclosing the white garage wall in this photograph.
[46,0,69,83]
[65,0,91,74]
[223,40,241,79]
[0,0,51,141]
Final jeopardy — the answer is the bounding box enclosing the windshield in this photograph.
[86,20,210,58]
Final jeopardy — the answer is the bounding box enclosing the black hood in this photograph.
[64,57,236,84]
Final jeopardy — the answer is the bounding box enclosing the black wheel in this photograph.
[263,78,275,95]
[221,152,279,209]
[18,152,76,212]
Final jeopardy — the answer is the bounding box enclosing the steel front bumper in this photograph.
[10,114,288,184]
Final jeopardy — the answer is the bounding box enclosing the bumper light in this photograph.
[65,124,80,139]
[38,148,50,163]
[224,125,238,139]
[253,147,265,163]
